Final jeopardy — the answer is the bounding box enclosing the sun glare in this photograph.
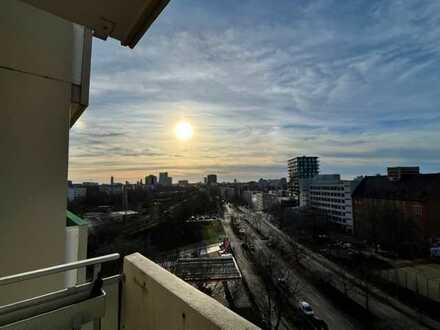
[175,120,193,141]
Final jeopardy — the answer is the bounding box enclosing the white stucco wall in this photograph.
[121,253,259,330]
[0,0,87,305]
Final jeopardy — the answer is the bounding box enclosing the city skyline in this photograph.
[68,0,440,183]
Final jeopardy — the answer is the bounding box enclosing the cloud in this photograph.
[68,0,440,183]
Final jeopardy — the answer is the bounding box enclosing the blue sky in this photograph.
[69,0,440,183]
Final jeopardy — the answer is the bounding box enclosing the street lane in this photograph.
[239,206,439,330]
[223,206,294,330]
[228,205,360,330]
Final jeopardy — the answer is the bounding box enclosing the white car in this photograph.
[298,301,314,316]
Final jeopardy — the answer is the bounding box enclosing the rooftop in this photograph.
[352,173,440,201]
[174,256,241,282]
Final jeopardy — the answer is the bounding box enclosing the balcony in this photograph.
[0,253,259,330]
[0,1,258,328]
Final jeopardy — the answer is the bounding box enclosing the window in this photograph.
[414,206,423,217]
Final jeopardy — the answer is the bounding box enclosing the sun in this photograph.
[175,120,193,141]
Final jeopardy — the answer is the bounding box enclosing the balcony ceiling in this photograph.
[19,0,170,48]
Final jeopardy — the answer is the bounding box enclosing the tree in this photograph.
[361,201,422,257]
[253,249,302,330]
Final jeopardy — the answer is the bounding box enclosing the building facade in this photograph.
[242,190,253,206]
[288,156,319,198]
[145,174,158,186]
[304,175,359,232]
[159,172,170,186]
[207,174,217,185]
[298,178,313,207]
[68,185,88,202]
[352,168,440,248]
[220,186,236,201]
[246,191,280,211]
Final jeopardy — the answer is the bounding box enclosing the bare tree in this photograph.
[253,249,302,330]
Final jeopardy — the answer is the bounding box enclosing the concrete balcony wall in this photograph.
[121,253,259,330]
[0,0,89,305]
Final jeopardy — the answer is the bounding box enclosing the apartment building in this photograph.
[288,156,319,198]
[352,167,440,244]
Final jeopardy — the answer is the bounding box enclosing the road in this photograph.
[223,206,294,329]
[238,206,440,330]
[226,205,360,330]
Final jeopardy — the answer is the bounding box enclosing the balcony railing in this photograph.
[0,253,259,330]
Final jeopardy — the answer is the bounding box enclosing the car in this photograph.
[277,275,288,286]
[342,242,352,249]
[298,301,314,316]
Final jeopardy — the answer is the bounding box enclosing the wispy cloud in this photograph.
[69,0,440,183]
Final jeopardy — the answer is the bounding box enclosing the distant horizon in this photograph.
[68,164,440,185]
[69,0,440,183]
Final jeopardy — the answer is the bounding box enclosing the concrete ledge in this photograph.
[121,253,259,330]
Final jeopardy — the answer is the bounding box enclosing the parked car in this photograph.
[298,301,314,316]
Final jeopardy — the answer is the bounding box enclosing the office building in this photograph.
[298,178,313,207]
[288,156,319,198]
[303,175,360,232]
[159,172,169,185]
[145,174,158,186]
[207,174,217,185]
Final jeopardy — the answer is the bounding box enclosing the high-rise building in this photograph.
[145,175,157,186]
[206,174,217,185]
[288,156,319,198]
[159,172,169,185]
[110,176,114,185]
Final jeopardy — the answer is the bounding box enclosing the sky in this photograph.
[68,0,440,183]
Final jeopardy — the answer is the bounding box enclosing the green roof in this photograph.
[66,210,88,226]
